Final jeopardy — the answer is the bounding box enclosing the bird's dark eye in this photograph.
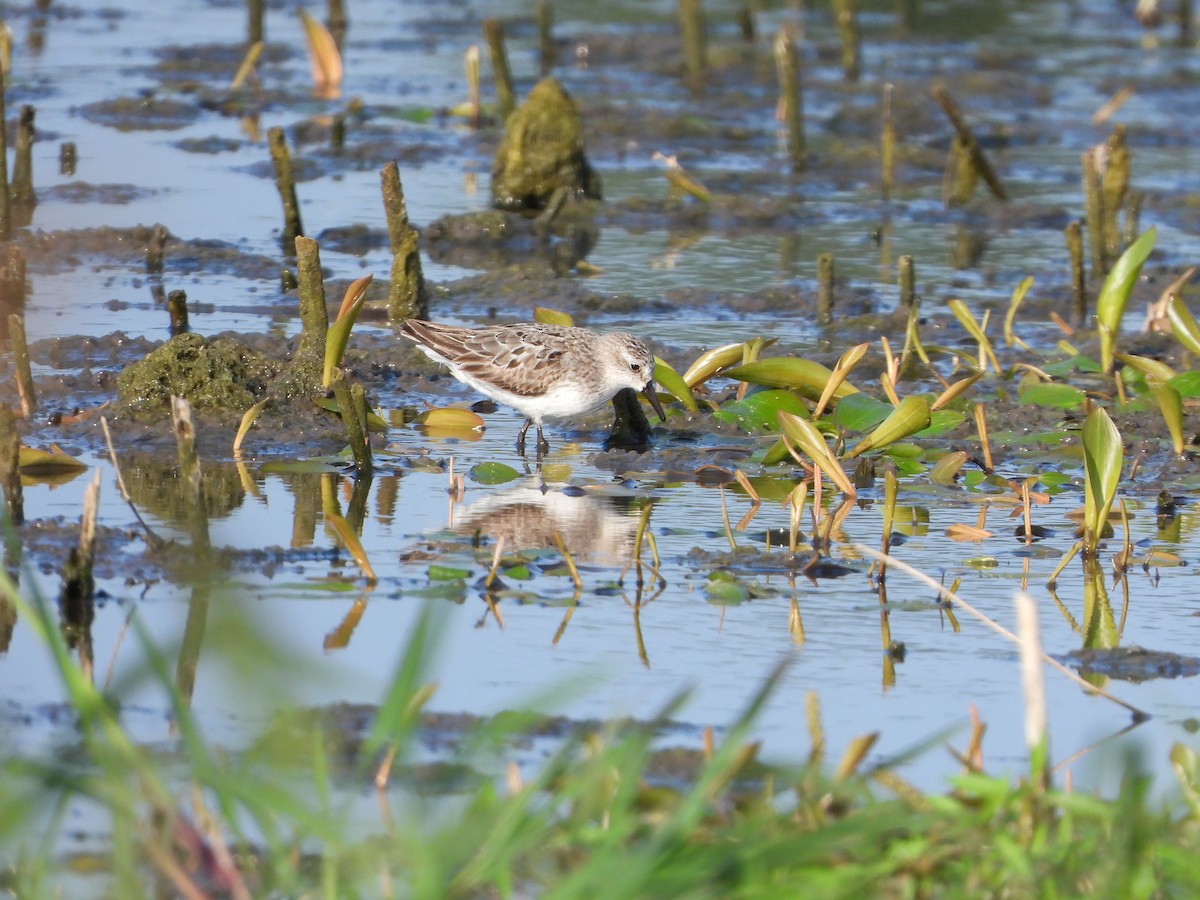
[630,362,641,372]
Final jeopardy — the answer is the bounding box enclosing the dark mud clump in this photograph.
[491,77,603,211]
[115,332,278,412]
[79,95,201,131]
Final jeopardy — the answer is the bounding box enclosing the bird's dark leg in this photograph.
[516,418,533,456]
[536,424,549,459]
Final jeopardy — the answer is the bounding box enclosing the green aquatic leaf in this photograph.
[713,389,808,432]
[724,358,858,402]
[777,411,855,495]
[1082,407,1123,555]
[323,275,373,388]
[533,306,574,327]
[1096,227,1156,373]
[469,462,520,485]
[653,357,699,413]
[845,396,930,459]
[1167,371,1200,398]
[1148,380,1185,456]
[427,565,471,581]
[830,393,892,432]
[1041,355,1103,377]
[916,409,965,437]
[1018,382,1086,409]
[1167,294,1200,357]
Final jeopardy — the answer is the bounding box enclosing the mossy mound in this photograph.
[116,332,279,411]
[491,77,602,211]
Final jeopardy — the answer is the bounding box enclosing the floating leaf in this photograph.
[713,390,808,432]
[929,450,969,486]
[777,411,855,495]
[830,393,892,432]
[1082,407,1123,555]
[1018,382,1086,409]
[915,409,965,437]
[653,357,698,413]
[469,461,520,485]
[18,445,88,475]
[1096,227,1156,373]
[1167,294,1200,358]
[1168,371,1200,398]
[533,306,574,327]
[414,407,486,430]
[724,358,859,403]
[323,275,373,388]
[427,565,470,581]
[844,396,931,459]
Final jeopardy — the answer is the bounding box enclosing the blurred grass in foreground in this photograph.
[2,570,1200,899]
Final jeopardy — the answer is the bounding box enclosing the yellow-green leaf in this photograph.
[533,306,574,327]
[1097,227,1156,373]
[777,411,855,495]
[1149,381,1185,456]
[18,445,88,475]
[300,8,342,95]
[653,357,697,412]
[323,274,373,388]
[844,396,931,459]
[325,511,376,581]
[1082,406,1123,554]
[1114,353,1176,383]
[725,358,859,402]
[1167,295,1200,357]
[414,407,485,429]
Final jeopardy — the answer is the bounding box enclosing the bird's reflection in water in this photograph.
[450,481,644,567]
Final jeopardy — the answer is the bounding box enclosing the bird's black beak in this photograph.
[643,383,667,422]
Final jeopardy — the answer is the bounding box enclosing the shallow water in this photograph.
[4,0,1200,857]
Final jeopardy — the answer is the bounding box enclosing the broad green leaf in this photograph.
[1148,381,1185,456]
[323,275,373,388]
[427,565,470,581]
[1096,227,1156,373]
[682,338,776,388]
[777,411,855,495]
[653,357,698,412]
[1082,407,1123,554]
[915,409,966,437]
[469,461,520,485]
[1018,382,1086,409]
[18,445,88,475]
[1167,295,1200,357]
[533,306,574,327]
[1114,352,1176,383]
[724,358,859,402]
[1167,371,1200,398]
[713,389,808,432]
[844,396,931,459]
[1042,355,1103,377]
[831,393,892,432]
[929,450,969,485]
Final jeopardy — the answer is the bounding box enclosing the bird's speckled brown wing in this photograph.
[400,321,582,398]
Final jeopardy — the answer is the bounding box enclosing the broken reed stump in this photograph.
[773,25,805,173]
[294,235,330,360]
[1101,124,1129,262]
[268,126,304,251]
[536,0,555,76]
[1082,147,1107,278]
[483,19,516,121]
[167,289,189,335]
[380,161,428,321]
[678,0,708,91]
[171,396,212,557]
[59,471,99,662]
[0,404,22,526]
[146,223,168,274]
[817,253,835,326]
[11,105,36,216]
[247,0,265,45]
[59,142,77,176]
[0,245,26,311]
[0,61,11,241]
[1065,219,1086,327]
[881,83,895,201]
[8,314,35,417]
[931,84,1008,204]
[330,368,373,476]
[832,0,862,81]
[898,254,915,310]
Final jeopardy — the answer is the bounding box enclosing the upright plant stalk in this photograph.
[268,126,304,251]
[247,0,265,44]
[58,472,100,662]
[536,1,555,76]
[11,105,36,214]
[0,404,22,526]
[1065,219,1086,326]
[483,19,516,121]
[817,253,834,326]
[898,254,915,310]
[1101,125,1129,263]
[832,0,861,81]
[380,162,428,321]
[1,245,25,311]
[678,0,707,91]
[8,314,35,417]
[1082,148,1107,278]
[167,290,189,336]
[0,63,11,241]
[931,85,1008,202]
[146,223,168,274]
[773,25,805,172]
[881,83,895,200]
[294,236,329,360]
[331,369,373,476]
[171,396,212,557]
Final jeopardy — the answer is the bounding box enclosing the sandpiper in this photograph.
[399,319,667,457]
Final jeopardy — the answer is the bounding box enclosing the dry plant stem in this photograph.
[0,404,23,525]
[246,0,265,44]
[100,417,164,550]
[7,314,35,417]
[146,223,168,274]
[881,83,895,200]
[816,252,834,325]
[171,397,212,557]
[5,245,25,307]
[1101,125,1129,261]
[773,25,805,172]
[11,105,35,210]
[1124,190,1143,245]
[1082,148,1107,278]
[805,691,825,765]
[268,126,304,250]
[1015,592,1049,776]
[553,531,583,588]
[930,85,1008,201]
[327,0,347,39]
[1065,219,1087,326]
[294,236,329,358]
[856,545,1149,720]
[482,19,515,121]
[485,535,505,589]
[832,0,861,80]
[898,254,915,310]
[678,0,708,91]
[167,289,189,336]
[536,0,555,76]
[0,65,10,241]
[719,485,737,552]
[380,162,428,320]
[973,401,993,472]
